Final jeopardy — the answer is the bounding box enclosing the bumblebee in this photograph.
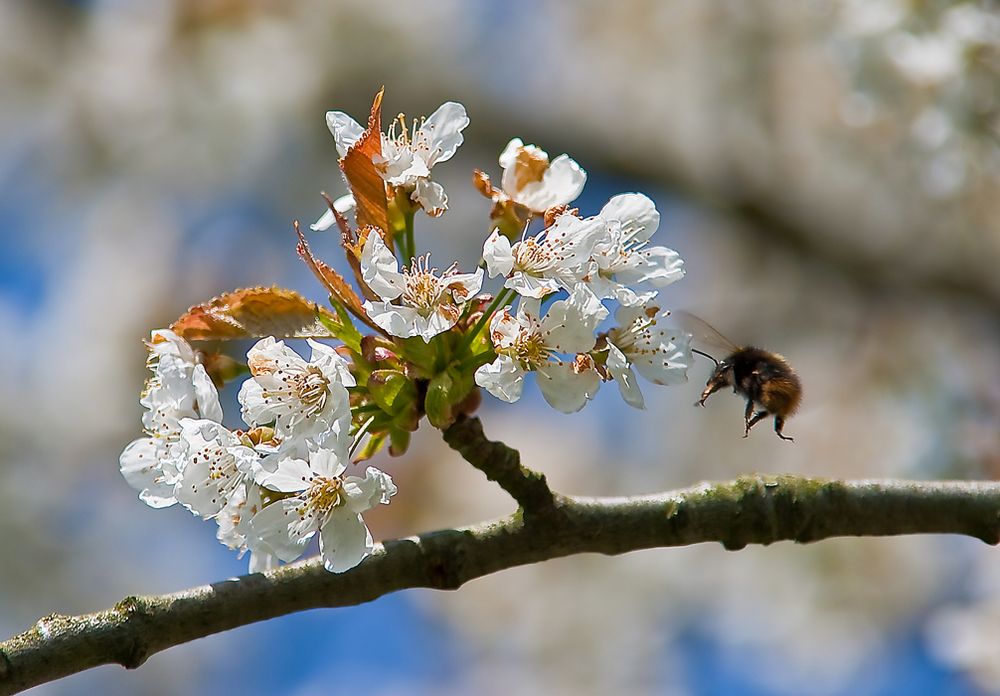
[676,312,802,441]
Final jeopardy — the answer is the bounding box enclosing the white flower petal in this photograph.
[475,356,525,403]
[307,339,356,387]
[632,333,692,387]
[148,329,196,363]
[310,207,337,233]
[613,303,646,328]
[541,285,607,354]
[517,153,586,212]
[326,111,365,157]
[119,437,178,508]
[536,361,600,413]
[446,267,484,302]
[634,246,685,286]
[364,301,426,339]
[257,456,313,493]
[310,194,356,232]
[309,448,348,480]
[251,499,314,563]
[319,509,374,573]
[498,137,524,171]
[607,341,645,409]
[483,230,514,278]
[216,481,253,550]
[344,467,397,512]
[191,364,223,422]
[504,272,561,299]
[237,378,269,428]
[360,233,405,300]
[175,419,247,518]
[420,101,469,166]
[414,178,448,217]
[487,308,520,349]
[248,550,279,573]
[600,193,660,244]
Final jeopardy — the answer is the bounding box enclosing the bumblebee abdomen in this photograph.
[760,374,803,416]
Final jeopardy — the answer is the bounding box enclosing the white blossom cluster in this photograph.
[474,148,691,412]
[318,99,691,412]
[121,96,692,573]
[120,332,396,573]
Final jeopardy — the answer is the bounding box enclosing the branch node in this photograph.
[443,416,556,515]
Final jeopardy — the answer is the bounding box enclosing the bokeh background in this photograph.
[2,1,999,694]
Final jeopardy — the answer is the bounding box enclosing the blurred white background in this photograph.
[1,1,998,694]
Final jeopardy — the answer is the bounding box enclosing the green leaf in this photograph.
[320,298,363,354]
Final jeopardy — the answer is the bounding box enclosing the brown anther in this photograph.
[543,204,576,228]
[473,169,498,199]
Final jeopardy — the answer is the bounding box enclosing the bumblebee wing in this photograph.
[671,311,740,357]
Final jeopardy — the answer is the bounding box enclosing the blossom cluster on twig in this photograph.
[120,89,692,573]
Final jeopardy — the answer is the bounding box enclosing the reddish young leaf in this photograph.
[340,87,391,241]
[295,222,375,311]
[294,223,386,338]
[316,195,368,299]
[170,287,335,341]
[320,191,354,239]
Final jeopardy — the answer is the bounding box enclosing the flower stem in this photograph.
[404,209,416,264]
[349,415,377,458]
[458,287,514,354]
[390,189,416,266]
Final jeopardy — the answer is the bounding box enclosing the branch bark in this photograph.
[2,423,999,693]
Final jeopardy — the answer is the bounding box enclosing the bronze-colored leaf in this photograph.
[341,87,391,239]
[171,287,335,341]
[295,222,374,314]
[320,191,354,239]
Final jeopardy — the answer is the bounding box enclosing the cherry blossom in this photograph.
[120,330,222,509]
[360,232,483,341]
[604,302,692,409]
[475,286,607,412]
[238,337,354,448]
[173,419,260,519]
[583,193,685,306]
[251,449,397,572]
[483,212,606,298]
[325,102,469,216]
[217,480,279,573]
[119,95,700,575]
[497,138,586,214]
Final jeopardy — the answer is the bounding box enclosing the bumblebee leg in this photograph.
[743,411,768,438]
[744,399,755,424]
[697,382,723,407]
[774,416,794,442]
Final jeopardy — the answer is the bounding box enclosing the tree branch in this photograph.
[2,473,999,694]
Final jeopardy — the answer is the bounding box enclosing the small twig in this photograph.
[442,415,557,515]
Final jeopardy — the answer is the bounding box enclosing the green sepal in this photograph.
[425,365,476,429]
[367,369,418,418]
[397,335,440,376]
[388,427,411,456]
